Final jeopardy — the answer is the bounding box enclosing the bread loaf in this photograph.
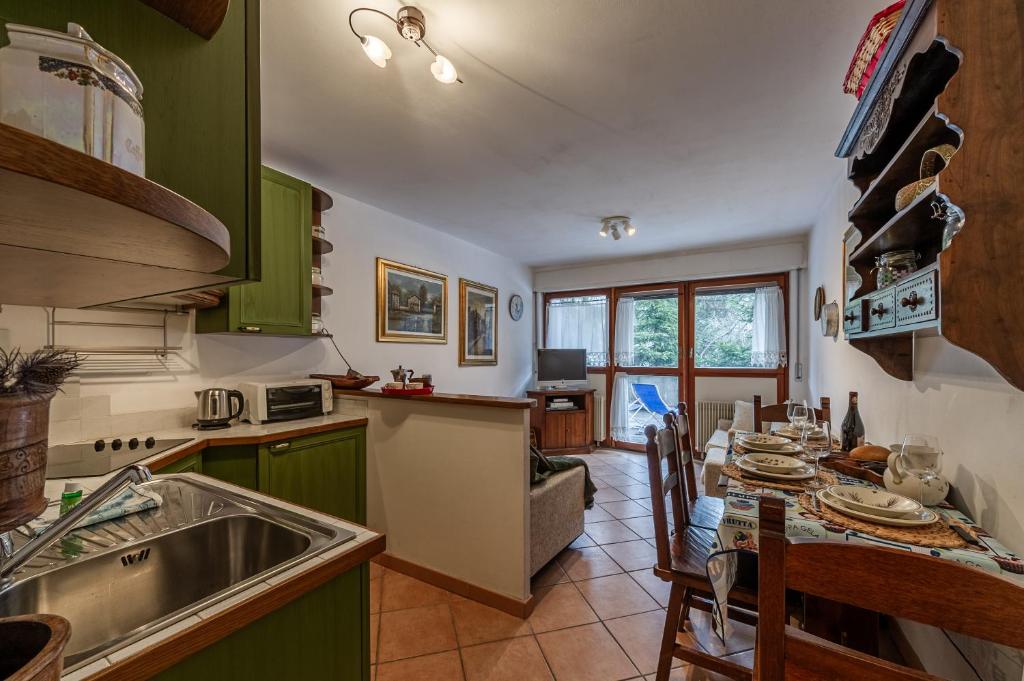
[850,444,890,461]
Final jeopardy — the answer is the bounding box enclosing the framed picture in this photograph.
[459,278,498,366]
[376,258,448,343]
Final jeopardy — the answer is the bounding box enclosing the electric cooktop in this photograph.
[45,436,194,479]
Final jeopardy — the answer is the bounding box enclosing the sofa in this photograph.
[529,466,585,576]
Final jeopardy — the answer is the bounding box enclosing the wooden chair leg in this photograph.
[657,584,686,681]
[679,587,693,630]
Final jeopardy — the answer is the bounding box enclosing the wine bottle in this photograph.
[840,391,865,451]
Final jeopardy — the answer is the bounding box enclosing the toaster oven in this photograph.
[238,379,333,424]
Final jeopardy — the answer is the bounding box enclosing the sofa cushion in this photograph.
[732,400,754,432]
[530,466,585,576]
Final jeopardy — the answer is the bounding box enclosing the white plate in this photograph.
[741,452,806,474]
[737,440,803,455]
[735,456,816,481]
[826,484,922,518]
[816,489,938,527]
[737,433,791,451]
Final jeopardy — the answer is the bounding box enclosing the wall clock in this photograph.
[508,294,524,321]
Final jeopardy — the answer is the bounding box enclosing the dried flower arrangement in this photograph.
[0,348,80,398]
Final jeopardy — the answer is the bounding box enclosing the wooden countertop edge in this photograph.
[85,533,386,681]
[148,418,369,472]
[334,388,535,410]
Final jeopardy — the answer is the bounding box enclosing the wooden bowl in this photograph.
[0,614,71,681]
[310,373,379,390]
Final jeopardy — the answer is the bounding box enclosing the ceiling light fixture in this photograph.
[599,216,636,241]
[348,5,462,84]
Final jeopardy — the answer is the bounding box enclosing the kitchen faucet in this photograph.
[0,464,153,586]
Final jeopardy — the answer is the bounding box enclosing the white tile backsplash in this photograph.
[81,395,111,419]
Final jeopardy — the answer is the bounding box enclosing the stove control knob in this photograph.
[145,436,156,449]
[111,438,123,451]
[128,437,140,450]
[94,439,106,452]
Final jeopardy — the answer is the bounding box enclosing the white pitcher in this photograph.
[884,444,949,506]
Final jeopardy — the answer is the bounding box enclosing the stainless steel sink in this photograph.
[0,476,356,672]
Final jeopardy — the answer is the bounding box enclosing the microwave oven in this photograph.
[238,379,333,425]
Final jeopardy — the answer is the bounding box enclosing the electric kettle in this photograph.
[194,388,245,429]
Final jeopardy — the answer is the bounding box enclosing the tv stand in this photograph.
[527,388,596,455]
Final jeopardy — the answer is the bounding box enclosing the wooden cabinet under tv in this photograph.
[528,389,595,455]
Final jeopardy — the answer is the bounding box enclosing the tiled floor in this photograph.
[370,448,753,681]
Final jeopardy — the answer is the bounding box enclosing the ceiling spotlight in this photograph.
[599,223,610,238]
[349,5,462,84]
[625,222,637,236]
[599,216,636,241]
[611,227,622,241]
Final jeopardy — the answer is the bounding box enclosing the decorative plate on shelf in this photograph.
[509,294,524,321]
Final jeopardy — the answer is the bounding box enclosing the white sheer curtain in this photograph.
[545,296,608,366]
[609,371,631,441]
[613,297,635,366]
[752,285,787,368]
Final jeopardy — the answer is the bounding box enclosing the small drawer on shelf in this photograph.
[895,270,938,326]
[843,298,866,335]
[866,289,896,331]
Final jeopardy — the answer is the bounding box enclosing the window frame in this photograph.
[542,288,612,373]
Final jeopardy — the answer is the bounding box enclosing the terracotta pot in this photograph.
[0,614,71,681]
[0,392,53,532]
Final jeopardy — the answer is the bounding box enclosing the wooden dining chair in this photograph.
[753,395,830,434]
[644,404,758,681]
[756,496,1024,680]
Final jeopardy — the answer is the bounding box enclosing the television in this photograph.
[537,348,587,386]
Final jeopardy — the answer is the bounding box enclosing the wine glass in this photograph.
[786,399,798,427]
[900,433,943,506]
[800,403,817,447]
[806,421,833,490]
[790,403,809,437]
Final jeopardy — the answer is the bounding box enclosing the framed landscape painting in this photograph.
[376,258,447,343]
[459,278,498,366]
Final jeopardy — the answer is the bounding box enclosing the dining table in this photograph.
[706,436,1024,645]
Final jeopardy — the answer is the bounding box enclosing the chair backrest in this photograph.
[633,383,670,413]
[756,496,1024,681]
[753,395,830,434]
[643,404,699,572]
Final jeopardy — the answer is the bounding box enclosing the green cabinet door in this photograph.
[158,453,203,475]
[197,166,311,335]
[260,428,366,524]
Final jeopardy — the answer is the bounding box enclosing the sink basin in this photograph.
[0,476,356,672]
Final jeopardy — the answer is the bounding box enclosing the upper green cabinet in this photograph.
[197,166,312,335]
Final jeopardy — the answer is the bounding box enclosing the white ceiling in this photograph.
[261,0,885,267]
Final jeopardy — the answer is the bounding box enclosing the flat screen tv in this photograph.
[537,348,587,385]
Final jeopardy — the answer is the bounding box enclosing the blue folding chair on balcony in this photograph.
[629,383,673,420]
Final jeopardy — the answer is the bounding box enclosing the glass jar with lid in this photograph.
[873,250,919,289]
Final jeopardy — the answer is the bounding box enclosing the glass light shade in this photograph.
[430,55,458,84]
[361,35,392,68]
[625,224,637,236]
[599,227,609,237]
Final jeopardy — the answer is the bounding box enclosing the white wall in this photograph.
[0,175,534,425]
[807,175,1024,680]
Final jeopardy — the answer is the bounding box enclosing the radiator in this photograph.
[696,400,734,452]
[593,394,606,443]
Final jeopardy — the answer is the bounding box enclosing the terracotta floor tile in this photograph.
[615,484,651,500]
[557,546,623,581]
[591,477,611,490]
[575,573,660,620]
[371,613,380,664]
[451,598,532,647]
[536,623,640,681]
[382,571,451,611]
[370,562,385,580]
[585,505,616,523]
[600,474,640,488]
[634,498,654,511]
[606,610,686,674]
[378,603,458,662]
[628,570,672,607]
[461,636,554,681]
[371,575,383,614]
[376,650,465,681]
[594,487,629,503]
[528,583,599,633]
[642,649,750,680]
[619,515,657,540]
[600,500,651,519]
[601,540,658,572]
[680,609,755,657]
[533,560,570,587]
[569,533,597,549]
[585,520,641,545]
[587,465,619,477]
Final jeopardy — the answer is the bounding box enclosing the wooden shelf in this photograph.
[312,187,335,213]
[849,186,943,264]
[140,0,231,39]
[848,110,963,218]
[0,123,232,308]
[313,283,334,297]
[313,237,335,255]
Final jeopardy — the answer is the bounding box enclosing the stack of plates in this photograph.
[736,433,803,455]
[735,452,815,481]
[816,485,937,527]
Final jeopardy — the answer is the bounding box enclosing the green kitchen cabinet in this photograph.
[200,445,259,490]
[158,453,202,475]
[260,428,367,525]
[197,166,312,335]
[153,562,370,681]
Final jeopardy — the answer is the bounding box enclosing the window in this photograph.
[545,294,609,367]
[614,291,678,367]
[693,284,786,368]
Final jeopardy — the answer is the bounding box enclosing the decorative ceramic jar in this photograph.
[312,266,323,286]
[884,445,949,506]
[0,22,145,175]
[0,393,53,532]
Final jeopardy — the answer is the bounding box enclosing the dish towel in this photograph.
[29,484,164,536]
